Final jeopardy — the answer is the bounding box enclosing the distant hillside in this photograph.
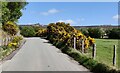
[18,23,120,29]
[19,23,47,28]
[73,25,120,29]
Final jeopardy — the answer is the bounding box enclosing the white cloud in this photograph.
[113,14,120,21]
[48,8,59,14]
[57,19,76,24]
[41,8,59,15]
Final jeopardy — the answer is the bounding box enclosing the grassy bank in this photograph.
[51,40,120,73]
[85,39,119,68]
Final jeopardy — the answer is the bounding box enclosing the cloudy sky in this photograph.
[18,2,118,26]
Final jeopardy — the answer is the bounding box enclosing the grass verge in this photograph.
[50,40,120,73]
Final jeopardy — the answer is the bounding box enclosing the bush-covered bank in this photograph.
[0,2,27,60]
[0,36,24,60]
[48,39,119,73]
[45,22,119,73]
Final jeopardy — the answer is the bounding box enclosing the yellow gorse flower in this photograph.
[8,42,17,47]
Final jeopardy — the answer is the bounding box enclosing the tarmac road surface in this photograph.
[1,37,91,72]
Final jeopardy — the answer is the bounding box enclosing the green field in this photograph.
[94,39,119,68]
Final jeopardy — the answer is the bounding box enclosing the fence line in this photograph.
[73,37,117,66]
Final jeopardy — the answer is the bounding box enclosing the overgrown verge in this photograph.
[0,35,24,60]
[46,22,120,73]
[50,40,120,73]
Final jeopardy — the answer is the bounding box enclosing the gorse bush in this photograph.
[36,28,47,37]
[47,22,95,52]
[2,21,19,35]
[12,36,23,43]
[8,36,23,48]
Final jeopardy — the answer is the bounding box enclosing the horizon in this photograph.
[18,23,119,26]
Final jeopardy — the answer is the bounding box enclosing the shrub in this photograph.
[93,63,110,73]
[2,21,19,35]
[47,22,95,52]
[12,36,23,43]
[36,28,47,37]
[8,42,17,48]
[69,51,81,60]
[82,59,98,71]
[20,26,36,37]
[2,45,10,50]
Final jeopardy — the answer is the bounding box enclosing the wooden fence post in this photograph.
[92,44,96,60]
[82,39,84,53]
[74,37,76,49]
[113,45,117,66]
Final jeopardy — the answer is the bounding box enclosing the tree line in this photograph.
[79,28,120,39]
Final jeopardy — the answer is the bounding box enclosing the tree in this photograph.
[79,28,89,37]
[106,28,120,39]
[88,28,103,38]
[0,2,28,24]
[20,26,36,37]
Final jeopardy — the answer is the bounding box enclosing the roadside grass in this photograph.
[54,41,119,73]
[86,39,119,69]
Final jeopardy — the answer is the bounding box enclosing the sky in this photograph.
[18,2,118,26]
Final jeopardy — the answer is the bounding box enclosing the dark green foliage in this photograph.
[106,28,120,39]
[88,28,104,38]
[78,28,105,38]
[109,69,119,73]
[20,26,36,37]
[83,59,98,71]
[56,41,65,48]
[79,28,89,37]
[2,45,10,50]
[1,2,28,24]
[93,63,110,73]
